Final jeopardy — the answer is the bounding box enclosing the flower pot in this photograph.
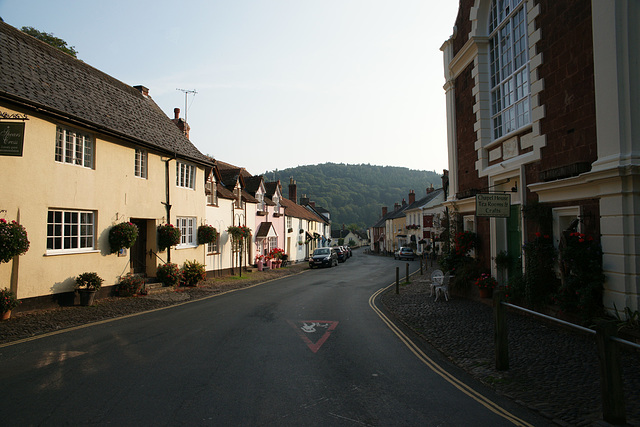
[257,260,263,271]
[1,310,11,321]
[78,289,97,306]
[479,287,493,299]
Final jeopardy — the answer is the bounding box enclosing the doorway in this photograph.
[130,218,148,275]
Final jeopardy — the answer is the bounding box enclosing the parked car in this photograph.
[335,246,347,262]
[394,247,415,260]
[344,246,353,258]
[309,247,338,268]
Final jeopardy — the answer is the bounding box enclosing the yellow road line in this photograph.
[369,282,534,427]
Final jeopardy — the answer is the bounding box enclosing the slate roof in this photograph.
[281,197,324,222]
[0,21,211,166]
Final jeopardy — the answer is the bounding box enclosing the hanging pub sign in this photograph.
[476,193,511,218]
[0,122,25,157]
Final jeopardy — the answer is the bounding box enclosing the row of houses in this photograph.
[369,181,447,256]
[0,21,331,309]
[439,0,639,314]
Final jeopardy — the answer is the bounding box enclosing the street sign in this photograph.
[476,193,511,217]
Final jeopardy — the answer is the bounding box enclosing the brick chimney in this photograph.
[133,85,149,97]
[402,198,407,207]
[309,201,316,207]
[409,190,415,204]
[382,206,388,217]
[300,194,310,206]
[171,107,191,139]
[427,184,434,194]
[288,178,297,203]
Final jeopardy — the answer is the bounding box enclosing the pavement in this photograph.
[380,263,640,426]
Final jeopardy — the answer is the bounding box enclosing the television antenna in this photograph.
[176,88,197,125]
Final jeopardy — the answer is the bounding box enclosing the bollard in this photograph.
[420,257,423,275]
[493,289,509,371]
[395,267,399,294]
[595,320,626,424]
[406,263,409,283]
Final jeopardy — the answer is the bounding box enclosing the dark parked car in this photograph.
[309,247,338,268]
[335,246,347,262]
[394,247,415,260]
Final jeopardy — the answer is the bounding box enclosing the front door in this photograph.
[130,219,147,275]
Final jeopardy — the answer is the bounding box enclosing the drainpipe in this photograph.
[162,156,174,263]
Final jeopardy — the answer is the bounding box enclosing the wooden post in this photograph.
[406,263,410,283]
[595,320,626,425]
[420,257,424,275]
[395,267,399,294]
[493,289,509,371]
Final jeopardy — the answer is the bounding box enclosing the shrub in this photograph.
[181,260,206,287]
[554,232,604,320]
[75,272,103,291]
[475,273,498,289]
[109,222,138,254]
[197,225,217,245]
[156,262,181,287]
[157,224,181,251]
[117,273,145,297]
[0,288,19,312]
[0,219,30,263]
[522,232,559,308]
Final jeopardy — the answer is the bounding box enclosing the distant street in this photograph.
[0,252,547,426]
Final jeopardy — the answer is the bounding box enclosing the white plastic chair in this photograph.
[435,273,453,302]
[429,269,444,297]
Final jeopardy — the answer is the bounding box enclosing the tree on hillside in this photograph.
[21,26,78,57]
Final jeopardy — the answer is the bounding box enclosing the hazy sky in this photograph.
[0,0,458,175]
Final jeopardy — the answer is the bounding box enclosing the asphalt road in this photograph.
[0,252,549,426]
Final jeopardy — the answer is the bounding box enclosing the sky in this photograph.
[0,0,459,175]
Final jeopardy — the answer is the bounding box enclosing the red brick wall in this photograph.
[536,0,597,174]
[452,0,474,57]
[455,63,488,195]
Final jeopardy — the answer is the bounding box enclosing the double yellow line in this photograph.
[369,282,533,427]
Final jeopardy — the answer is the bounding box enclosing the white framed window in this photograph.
[47,209,95,253]
[134,149,147,179]
[205,179,217,205]
[207,231,219,254]
[489,0,530,140]
[55,126,94,168]
[176,161,196,189]
[552,207,581,248]
[286,216,292,229]
[177,217,197,248]
[235,187,244,209]
[273,195,280,215]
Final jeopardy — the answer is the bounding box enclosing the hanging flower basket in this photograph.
[227,225,251,241]
[197,225,217,245]
[0,219,30,263]
[109,222,138,254]
[157,224,181,251]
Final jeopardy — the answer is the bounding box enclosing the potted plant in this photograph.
[0,218,30,263]
[255,254,265,271]
[157,224,181,251]
[156,262,181,287]
[108,222,138,254]
[75,272,104,306]
[197,224,217,245]
[0,287,19,320]
[494,250,511,285]
[475,273,497,298]
[227,225,252,241]
[181,260,206,287]
[117,273,145,297]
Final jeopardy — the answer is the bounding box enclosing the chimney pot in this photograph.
[174,108,180,119]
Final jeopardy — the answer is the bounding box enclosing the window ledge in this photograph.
[45,249,100,257]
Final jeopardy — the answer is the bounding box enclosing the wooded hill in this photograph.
[262,163,443,229]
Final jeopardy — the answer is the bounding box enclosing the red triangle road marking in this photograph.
[288,320,339,353]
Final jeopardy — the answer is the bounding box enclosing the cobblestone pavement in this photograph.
[381,268,640,427]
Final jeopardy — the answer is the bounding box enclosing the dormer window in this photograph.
[205,174,217,205]
[235,187,243,209]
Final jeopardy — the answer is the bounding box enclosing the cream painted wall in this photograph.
[0,105,207,300]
